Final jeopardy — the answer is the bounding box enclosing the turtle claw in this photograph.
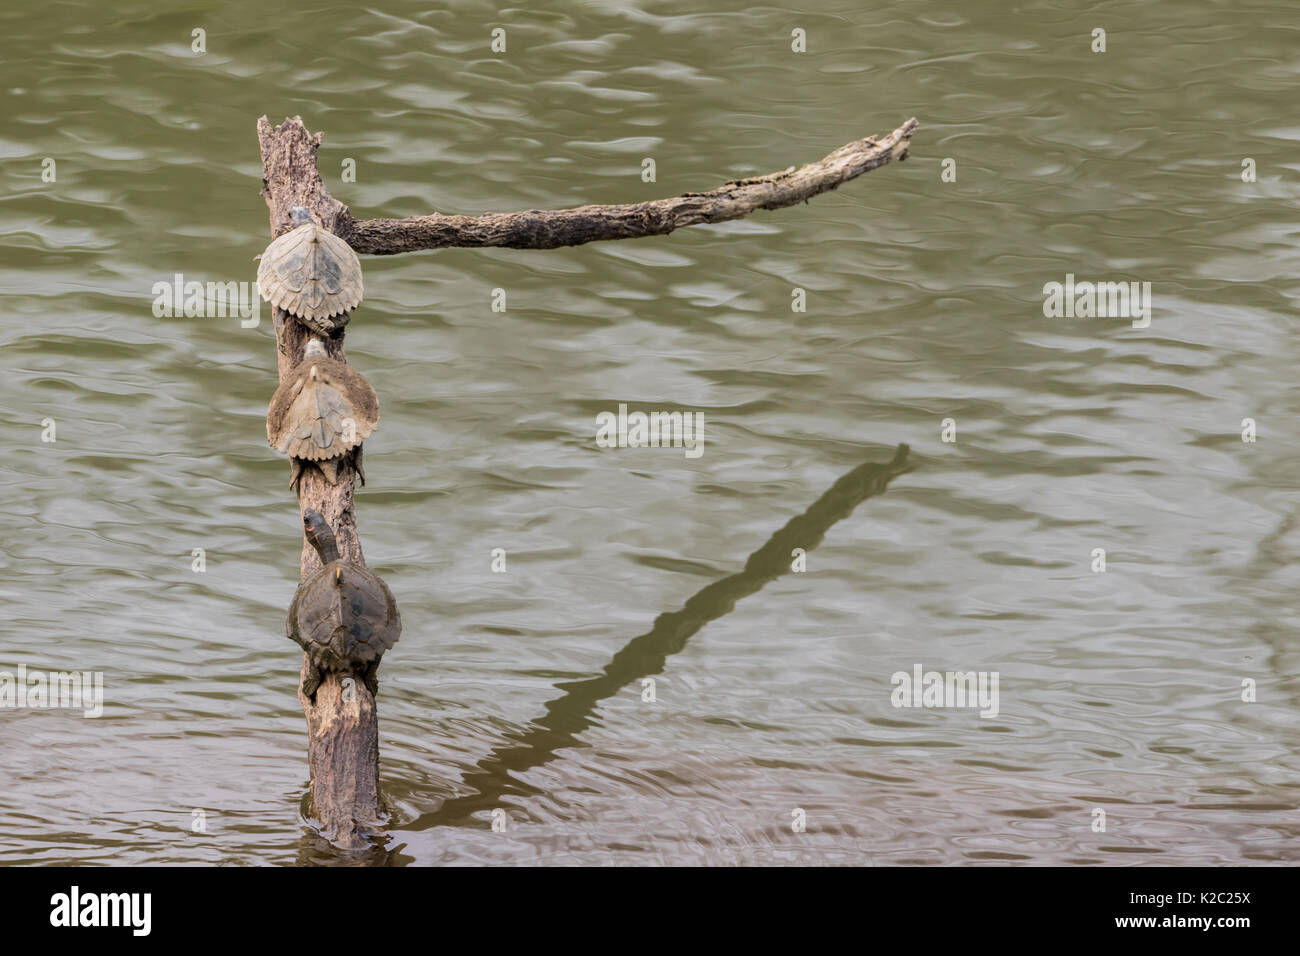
[287,457,342,490]
[302,664,322,702]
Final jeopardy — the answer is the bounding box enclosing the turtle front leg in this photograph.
[362,661,380,697]
[288,457,304,491]
[301,661,322,702]
[353,445,366,487]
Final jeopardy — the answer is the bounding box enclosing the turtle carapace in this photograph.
[266,339,379,490]
[286,509,401,700]
[257,206,363,334]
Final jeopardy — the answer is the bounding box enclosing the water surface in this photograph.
[1,0,1297,865]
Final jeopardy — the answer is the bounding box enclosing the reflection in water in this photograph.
[412,444,912,831]
[296,827,396,867]
[295,793,397,866]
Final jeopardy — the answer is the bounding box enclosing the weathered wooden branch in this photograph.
[254,112,918,849]
[337,117,916,254]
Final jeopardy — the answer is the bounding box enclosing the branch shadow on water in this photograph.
[409,442,913,834]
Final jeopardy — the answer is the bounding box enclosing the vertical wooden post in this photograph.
[258,116,383,849]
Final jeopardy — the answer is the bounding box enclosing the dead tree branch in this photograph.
[338,117,917,254]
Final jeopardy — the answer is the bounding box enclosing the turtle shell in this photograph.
[286,561,401,673]
[257,222,363,333]
[267,353,379,462]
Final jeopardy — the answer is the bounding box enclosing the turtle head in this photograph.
[302,509,341,564]
[290,205,315,226]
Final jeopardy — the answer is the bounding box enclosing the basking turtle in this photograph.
[287,509,401,700]
[257,206,363,334]
[266,338,379,489]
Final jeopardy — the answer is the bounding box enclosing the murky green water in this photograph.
[1,0,1297,865]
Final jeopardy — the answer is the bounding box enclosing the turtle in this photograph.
[287,509,401,700]
[266,338,379,490]
[257,206,363,334]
